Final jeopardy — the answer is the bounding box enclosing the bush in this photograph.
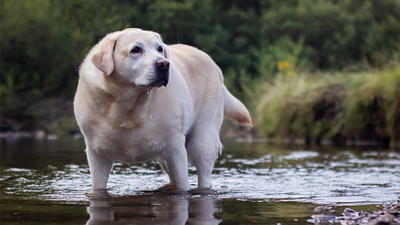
[255,66,400,145]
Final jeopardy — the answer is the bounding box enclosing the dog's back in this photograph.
[168,44,252,127]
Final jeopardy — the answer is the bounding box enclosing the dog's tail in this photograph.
[223,85,252,126]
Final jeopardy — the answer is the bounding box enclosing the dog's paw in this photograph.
[86,189,110,199]
[158,183,175,191]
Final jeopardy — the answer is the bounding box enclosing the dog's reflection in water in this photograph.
[86,189,221,225]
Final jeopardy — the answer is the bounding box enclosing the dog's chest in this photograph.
[96,129,165,163]
[91,115,183,162]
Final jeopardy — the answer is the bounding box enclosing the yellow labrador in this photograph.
[74,28,251,192]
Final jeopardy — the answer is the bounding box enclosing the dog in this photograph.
[74,28,252,192]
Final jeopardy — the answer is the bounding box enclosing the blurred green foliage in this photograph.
[1,0,399,141]
[254,66,400,145]
[1,0,399,107]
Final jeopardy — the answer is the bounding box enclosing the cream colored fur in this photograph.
[74,28,251,192]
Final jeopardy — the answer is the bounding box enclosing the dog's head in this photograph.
[91,28,170,88]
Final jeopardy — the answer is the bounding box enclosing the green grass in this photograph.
[252,66,400,145]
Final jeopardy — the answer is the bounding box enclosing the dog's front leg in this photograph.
[162,146,190,191]
[86,149,114,192]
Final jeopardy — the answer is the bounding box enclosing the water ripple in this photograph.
[1,140,399,206]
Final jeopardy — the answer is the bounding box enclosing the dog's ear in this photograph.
[91,38,116,76]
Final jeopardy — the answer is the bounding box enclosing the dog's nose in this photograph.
[156,59,170,71]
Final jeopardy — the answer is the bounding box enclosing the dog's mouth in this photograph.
[151,76,169,87]
[137,77,169,89]
[137,65,170,89]
[145,69,170,88]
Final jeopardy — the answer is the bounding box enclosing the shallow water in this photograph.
[1,136,399,224]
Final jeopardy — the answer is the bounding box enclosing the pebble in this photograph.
[307,199,400,225]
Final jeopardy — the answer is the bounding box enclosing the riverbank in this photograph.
[251,66,400,147]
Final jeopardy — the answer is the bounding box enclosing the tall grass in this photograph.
[252,66,400,145]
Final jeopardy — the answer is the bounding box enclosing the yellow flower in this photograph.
[283,61,289,68]
[278,61,284,70]
[278,61,290,70]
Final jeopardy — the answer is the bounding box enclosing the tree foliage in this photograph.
[1,0,399,113]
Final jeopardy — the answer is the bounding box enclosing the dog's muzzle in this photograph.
[152,59,170,87]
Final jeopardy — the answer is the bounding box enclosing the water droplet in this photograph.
[147,91,149,94]
[151,116,154,118]
[163,86,166,89]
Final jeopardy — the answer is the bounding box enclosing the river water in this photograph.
[1,136,399,224]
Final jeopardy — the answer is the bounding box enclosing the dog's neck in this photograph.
[99,79,154,129]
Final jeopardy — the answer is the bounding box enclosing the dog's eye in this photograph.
[130,46,141,54]
[157,46,163,53]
